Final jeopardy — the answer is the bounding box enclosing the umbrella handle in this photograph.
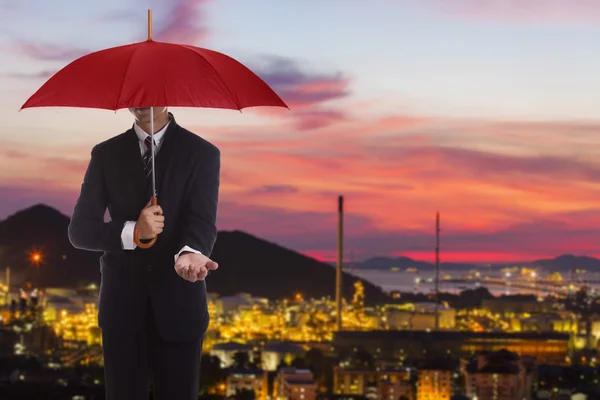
[134,196,159,249]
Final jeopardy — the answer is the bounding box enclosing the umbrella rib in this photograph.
[182,46,242,110]
[114,46,143,109]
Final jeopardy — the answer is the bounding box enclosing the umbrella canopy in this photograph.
[20,40,288,111]
[20,10,288,248]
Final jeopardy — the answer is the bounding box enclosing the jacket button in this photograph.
[147,264,153,272]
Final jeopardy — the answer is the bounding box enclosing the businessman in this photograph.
[68,106,220,400]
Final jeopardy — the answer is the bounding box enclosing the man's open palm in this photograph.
[175,252,218,282]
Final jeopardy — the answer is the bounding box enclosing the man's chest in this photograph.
[103,145,191,216]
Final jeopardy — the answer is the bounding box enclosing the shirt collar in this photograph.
[133,118,171,146]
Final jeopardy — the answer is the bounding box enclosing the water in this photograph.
[347,267,600,297]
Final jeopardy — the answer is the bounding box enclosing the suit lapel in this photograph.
[154,117,179,198]
[123,129,149,203]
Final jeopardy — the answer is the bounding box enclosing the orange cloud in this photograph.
[1,112,599,262]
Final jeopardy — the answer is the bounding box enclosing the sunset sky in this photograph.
[1,0,600,263]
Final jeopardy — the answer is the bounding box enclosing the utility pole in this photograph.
[336,195,344,331]
[435,211,440,330]
[5,267,10,305]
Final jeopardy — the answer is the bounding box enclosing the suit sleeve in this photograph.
[68,145,126,252]
[177,147,220,257]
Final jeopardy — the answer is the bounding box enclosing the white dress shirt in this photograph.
[120,120,203,262]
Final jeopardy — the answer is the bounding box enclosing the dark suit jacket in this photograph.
[68,113,220,342]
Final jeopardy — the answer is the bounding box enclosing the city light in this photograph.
[1,256,599,398]
[28,249,43,267]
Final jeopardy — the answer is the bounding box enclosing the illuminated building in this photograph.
[52,303,101,346]
[416,362,454,400]
[0,267,10,306]
[518,313,577,334]
[376,379,413,400]
[382,303,456,330]
[462,350,535,400]
[413,303,456,329]
[225,368,269,400]
[273,367,318,400]
[589,319,600,340]
[215,294,269,315]
[261,342,305,371]
[383,308,412,329]
[481,297,554,315]
[333,360,410,396]
[352,281,364,313]
[210,342,253,368]
[334,331,570,365]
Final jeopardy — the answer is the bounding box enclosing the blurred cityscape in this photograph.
[1,258,600,400]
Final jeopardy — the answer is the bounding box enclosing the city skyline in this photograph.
[1,0,600,263]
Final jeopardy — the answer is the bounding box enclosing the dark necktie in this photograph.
[143,136,154,178]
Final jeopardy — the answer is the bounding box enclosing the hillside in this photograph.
[0,204,388,303]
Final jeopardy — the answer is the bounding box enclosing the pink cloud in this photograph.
[9,41,90,63]
[248,55,350,110]
[242,55,352,130]
[1,115,600,262]
[7,0,212,71]
[292,109,348,131]
[426,0,600,23]
[6,69,57,80]
[152,0,211,44]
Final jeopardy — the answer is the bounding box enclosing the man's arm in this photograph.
[176,147,220,258]
[121,221,137,250]
[121,221,201,258]
[174,246,202,262]
[68,145,125,252]
[121,224,203,259]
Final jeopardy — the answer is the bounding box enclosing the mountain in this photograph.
[530,254,600,271]
[355,254,600,272]
[208,230,388,302]
[0,204,388,302]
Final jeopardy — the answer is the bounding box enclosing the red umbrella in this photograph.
[21,10,288,248]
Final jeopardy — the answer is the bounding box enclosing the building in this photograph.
[518,313,577,334]
[225,368,269,400]
[333,360,410,397]
[334,331,570,365]
[462,349,535,400]
[262,342,306,371]
[481,296,554,315]
[377,378,413,400]
[416,360,455,400]
[210,342,253,368]
[382,303,456,330]
[273,367,318,400]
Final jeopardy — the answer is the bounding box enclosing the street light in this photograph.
[28,249,43,267]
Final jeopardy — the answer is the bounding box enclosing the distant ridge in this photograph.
[354,254,600,272]
[0,204,388,302]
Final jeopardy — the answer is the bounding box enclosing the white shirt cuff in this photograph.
[121,221,137,250]
[175,246,202,262]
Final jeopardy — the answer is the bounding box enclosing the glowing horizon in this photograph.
[1,0,599,263]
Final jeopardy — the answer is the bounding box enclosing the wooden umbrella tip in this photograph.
[147,9,153,41]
